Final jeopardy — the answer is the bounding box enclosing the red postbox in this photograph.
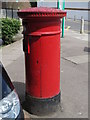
[18,7,66,115]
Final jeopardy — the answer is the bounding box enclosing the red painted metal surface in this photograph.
[18,7,66,19]
[18,7,66,98]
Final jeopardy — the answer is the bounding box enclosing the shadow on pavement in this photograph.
[13,82,25,103]
[13,82,32,116]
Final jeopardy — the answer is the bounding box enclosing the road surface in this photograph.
[65,18,90,34]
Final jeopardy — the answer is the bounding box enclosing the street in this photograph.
[65,18,90,34]
[1,28,88,118]
[0,1,89,119]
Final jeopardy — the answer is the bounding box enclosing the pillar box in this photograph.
[18,7,66,115]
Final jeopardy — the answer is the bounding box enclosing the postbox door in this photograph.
[41,34,60,98]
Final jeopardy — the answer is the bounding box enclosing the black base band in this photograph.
[23,92,61,115]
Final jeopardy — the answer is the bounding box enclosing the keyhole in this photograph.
[37,60,39,64]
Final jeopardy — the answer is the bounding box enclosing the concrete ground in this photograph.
[0,28,88,118]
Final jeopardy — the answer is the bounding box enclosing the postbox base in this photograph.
[25,92,61,115]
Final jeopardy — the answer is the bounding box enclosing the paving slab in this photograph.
[62,55,89,64]
[1,40,23,67]
[65,29,88,41]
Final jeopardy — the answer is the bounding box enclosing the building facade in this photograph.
[2,0,31,9]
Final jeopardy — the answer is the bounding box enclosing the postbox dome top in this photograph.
[18,7,66,19]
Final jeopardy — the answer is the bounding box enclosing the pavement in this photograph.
[0,26,89,118]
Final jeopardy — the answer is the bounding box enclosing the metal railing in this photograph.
[1,8,19,19]
[65,7,90,11]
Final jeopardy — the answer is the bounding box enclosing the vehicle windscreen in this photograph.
[0,63,14,100]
